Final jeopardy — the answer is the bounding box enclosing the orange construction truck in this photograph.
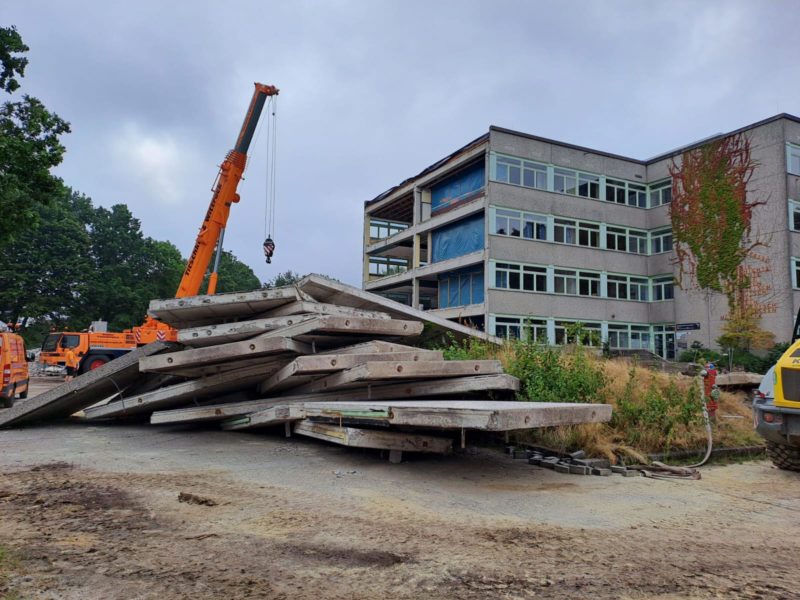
[38,82,279,374]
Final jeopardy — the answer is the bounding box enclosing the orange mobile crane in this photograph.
[39,83,279,374]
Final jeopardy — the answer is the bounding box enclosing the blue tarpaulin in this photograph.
[431,214,484,263]
[431,162,485,214]
[438,267,484,308]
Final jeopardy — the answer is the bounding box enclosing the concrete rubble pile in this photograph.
[0,275,612,462]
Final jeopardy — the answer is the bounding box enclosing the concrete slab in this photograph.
[296,274,500,344]
[147,287,299,328]
[716,372,763,387]
[292,420,453,454]
[149,374,521,425]
[0,342,171,428]
[300,400,612,431]
[177,315,319,347]
[84,361,290,419]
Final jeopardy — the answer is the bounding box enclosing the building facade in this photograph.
[362,115,800,359]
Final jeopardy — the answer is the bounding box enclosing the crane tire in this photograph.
[766,441,800,472]
[80,354,111,374]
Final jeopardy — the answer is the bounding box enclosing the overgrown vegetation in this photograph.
[442,334,762,461]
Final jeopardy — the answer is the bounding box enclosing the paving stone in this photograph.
[592,468,612,476]
[569,450,586,460]
[528,456,542,466]
[540,460,556,470]
[573,458,611,469]
[513,449,528,459]
[622,469,641,477]
[568,464,590,475]
[554,463,570,474]
[610,465,628,474]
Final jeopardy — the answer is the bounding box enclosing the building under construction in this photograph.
[363,114,800,357]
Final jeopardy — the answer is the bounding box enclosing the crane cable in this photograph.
[263,96,278,264]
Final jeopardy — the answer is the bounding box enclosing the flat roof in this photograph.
[366,112,800,206]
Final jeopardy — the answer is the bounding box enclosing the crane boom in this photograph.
[176,82,279,298]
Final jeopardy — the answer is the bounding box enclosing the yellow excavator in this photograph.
[753,309,800,471]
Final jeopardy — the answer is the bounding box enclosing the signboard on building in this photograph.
[676,322,701,331]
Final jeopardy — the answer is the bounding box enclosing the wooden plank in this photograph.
[220,405,305,430]
[302,400,612,431]
[0,342,171,428]
[289,360,503,394]
[147,287,300,328]
[148,374,521,425]
[257,350,444,394]
[84,361,291,419]
[177,315,318,347]
[293,420,453,454]
[138,335,311,373]
[262,300,392,320]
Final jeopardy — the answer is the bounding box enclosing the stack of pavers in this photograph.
[0,275,612,463]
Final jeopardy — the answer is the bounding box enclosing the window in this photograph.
[606,226,628,252]
[607,275,649,301]
[605,179,627,204]
[650,180,672,206]
[553,269,599,296]
[628,183,647,208]
[606,226,647,254]
[494,155,547,190]
[629,230,648,254]
[494,262,546,292]
[554,269,577,295]
[554,218,576,244]
[652,276,674,301]
[791,201,800,232]
[651,229,673,254]
[794,258,800,288]
[788,144,800,176]
[494,316,547,342]
[606,275,629,300]
[554,321,601,346]
[554,168,578,195]
[369,219,408,240]
[369,257,408,277]
[608,324,651,349]
[494,316,521,340]
[554,218,599,248]
[493,208,546,240]
[630,277,649,301]
[578,173,600,199]
[495,208,521,237]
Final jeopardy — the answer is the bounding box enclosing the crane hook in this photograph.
[263,237,276,264]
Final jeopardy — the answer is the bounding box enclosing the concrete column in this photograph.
[546,265,555,294]
[599,222,607,250]
[412,278,420,310]
[546,318,556,345]
[413,234,421,269]
[413,187,421,226]
[546,215,555,243]
[601,321,609,345]
[600,271,608,298]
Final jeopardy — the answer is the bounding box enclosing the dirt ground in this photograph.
[1,382,799,599]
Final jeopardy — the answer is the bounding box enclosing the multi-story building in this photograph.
[362,114,800,359]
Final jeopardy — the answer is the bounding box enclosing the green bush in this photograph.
[507,341,607,404]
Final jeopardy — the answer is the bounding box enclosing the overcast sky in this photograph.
[5,1,800,287]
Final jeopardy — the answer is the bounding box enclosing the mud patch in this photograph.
[275,541,410,568]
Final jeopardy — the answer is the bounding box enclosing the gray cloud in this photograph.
[5,0,800,286]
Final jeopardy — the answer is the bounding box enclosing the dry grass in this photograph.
[515,355,762,462]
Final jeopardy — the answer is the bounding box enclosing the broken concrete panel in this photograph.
[292,420,453,454]
[0,342,171,428]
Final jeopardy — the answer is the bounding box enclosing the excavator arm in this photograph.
[176,82,279,298]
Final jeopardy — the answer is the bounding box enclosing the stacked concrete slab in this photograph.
[2,276,612,462]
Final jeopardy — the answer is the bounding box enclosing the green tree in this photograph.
[0,187,91,329]
[263,270,304,289]
[0,25,70,247]
[199,250,261,294]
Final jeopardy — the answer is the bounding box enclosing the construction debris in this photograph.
[1,276,613,462]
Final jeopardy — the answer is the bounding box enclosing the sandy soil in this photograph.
[0,392,799,599]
